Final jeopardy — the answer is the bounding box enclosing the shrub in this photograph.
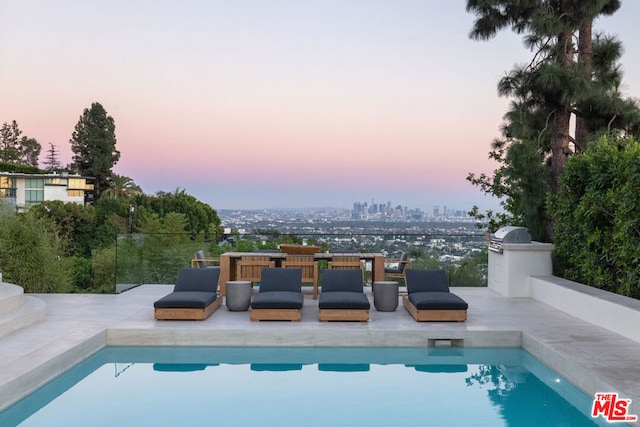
[551,135,640,298]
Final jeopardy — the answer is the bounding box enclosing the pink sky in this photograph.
[2,1,639,212]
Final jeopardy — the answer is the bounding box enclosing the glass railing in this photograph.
[115,232,488,293]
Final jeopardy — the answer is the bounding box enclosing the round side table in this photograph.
[373,281,399,312]
[225,281,252,311]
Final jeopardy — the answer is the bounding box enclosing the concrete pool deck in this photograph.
[1,284,640,414]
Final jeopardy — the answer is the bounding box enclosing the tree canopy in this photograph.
[0,120,42,167]
[466,0,640,240]
[69,102,120,199]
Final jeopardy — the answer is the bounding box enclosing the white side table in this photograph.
[225,281,252,311]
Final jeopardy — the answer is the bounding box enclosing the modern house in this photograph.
[0,171,94,209]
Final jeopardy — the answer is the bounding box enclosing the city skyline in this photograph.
[2,1,639,213]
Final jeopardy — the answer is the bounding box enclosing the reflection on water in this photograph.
[1,347,602,427]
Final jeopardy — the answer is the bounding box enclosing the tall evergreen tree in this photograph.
[69,102,120,199]
[0,120,22,163]
[465,0,640,239]
[19,136,41,167]
[0,120,42,166]
[43,143,62,171]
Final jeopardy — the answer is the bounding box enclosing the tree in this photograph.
[101,174,142,200]
[0,120,21,162]
[0,120,42,166]
[0,208,69,292]
[465,0,640,239]
[43,143,62,171]
[69,102,120,199]
[19,136,41,167]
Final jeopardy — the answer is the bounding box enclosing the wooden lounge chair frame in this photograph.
[155,297,222,321]
[402,269,468,322]
[318,309,369,322]
[402,296,466,322]
[250,308,301,321]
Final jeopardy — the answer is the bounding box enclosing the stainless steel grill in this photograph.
[488,226,532,253]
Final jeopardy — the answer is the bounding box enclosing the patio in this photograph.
[1,283,640,413]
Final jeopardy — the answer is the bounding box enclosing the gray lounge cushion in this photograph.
[405,269,449,293]
[408,291,468,310]
[318,269,369,309]
[258,268,302,293]
[319,291,370,310]
[154,291,218,309]
[250,268,303,309]
[321,269,363,293]
[154,267,220,309]
[251,291,303,309]
[173,267,220,293]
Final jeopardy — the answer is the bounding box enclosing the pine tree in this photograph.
[43,143,62,171]
[465,0,640,240]
[69,102,120,199]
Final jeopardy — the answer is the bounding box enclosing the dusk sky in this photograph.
[2,1,639,212]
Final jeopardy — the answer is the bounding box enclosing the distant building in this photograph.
[0,172,95,210]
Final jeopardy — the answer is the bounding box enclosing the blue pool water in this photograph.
[2,347,607,426]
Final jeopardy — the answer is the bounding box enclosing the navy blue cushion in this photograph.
[318,291,370,310]
[251,291,303,309]
[154,291,218,309]
[259,268,302,293]
[405,269,449,293]
[384,266,402,273]
[408,291,468,310]
[321,269,363,293]
[173,267,220,293]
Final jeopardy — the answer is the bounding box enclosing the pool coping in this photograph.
[1,285,639,414]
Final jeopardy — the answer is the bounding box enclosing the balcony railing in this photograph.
[115,232,488,293]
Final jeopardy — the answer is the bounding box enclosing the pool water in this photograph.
[2,347,606,426]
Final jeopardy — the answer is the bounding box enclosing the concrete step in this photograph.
[0,282,24,315]
[0,283,46,338]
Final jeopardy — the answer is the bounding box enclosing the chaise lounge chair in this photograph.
[250,268,304,321]
[154,267,222,320]
[402,269,468,322]
[318,269,370,322]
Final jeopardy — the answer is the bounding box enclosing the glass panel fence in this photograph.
[115,232,488,293]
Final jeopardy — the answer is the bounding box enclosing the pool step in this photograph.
[0,283,46,338]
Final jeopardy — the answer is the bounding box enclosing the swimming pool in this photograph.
[1,347,606,426]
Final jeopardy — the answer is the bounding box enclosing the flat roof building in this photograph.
[0,172,94,209]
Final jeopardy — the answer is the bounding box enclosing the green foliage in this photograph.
[0,161,43,174]
[31,201,98,257]
[550,135,640,298]
[466,0,640,241]
[0,209,69,292]
[69,102,120,198]
[69,256,93,291]
[133,189,221,236]
[0,120,42,167]
[92,245,117,293]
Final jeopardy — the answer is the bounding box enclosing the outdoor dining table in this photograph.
[218,252,385,295]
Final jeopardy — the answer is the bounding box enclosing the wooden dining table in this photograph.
[218,251,385,295]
